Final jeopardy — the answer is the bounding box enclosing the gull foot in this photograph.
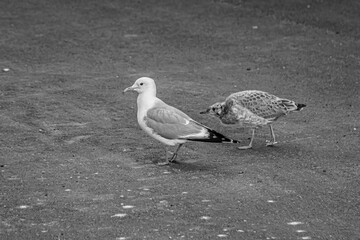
[266,141,278,146]
[237,145,252,150]
[157,159,179,165]
[169,160,179,164]
[168,151,181,163]
[157,161,170,166]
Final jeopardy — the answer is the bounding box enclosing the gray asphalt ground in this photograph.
[1,0,359,239]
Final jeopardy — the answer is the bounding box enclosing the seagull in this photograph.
[123,77,240,165]
[200,90,306,149]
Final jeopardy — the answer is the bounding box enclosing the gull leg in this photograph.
[169,144,183,163]
[158,146,171,165]
[238,129,255,150]
[157,144,183,165]
[266,124,278,146]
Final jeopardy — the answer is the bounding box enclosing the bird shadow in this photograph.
[243,141,309,160]
[141,151,220,172]
[168,160,219,172]
[138,139,307,174]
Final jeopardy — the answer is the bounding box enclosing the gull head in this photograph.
[123,77,157,95]
[200,102,223,117]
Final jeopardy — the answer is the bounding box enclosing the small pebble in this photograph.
[122,205,134,209]
[111,213,127,218]
[287,221,303,226]
[217,234,228,238]
[17,205,30,209]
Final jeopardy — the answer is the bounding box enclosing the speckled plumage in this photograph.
[201,90,306,149]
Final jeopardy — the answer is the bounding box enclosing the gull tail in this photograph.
[187,128,241,143]
[295,103,306,111]
[280,99,306,112]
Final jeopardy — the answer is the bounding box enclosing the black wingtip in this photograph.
[222,138,241,144]
[194,129,241,143]
[296,103,306,111]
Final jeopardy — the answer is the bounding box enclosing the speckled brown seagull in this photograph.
[200,90,306,149]
[123,77,240,165]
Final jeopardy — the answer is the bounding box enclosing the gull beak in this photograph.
[123,84,138,93]
[199,108,210,114]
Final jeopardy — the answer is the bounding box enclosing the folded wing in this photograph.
[145,107,207,140]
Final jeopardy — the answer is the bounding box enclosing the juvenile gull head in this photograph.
[200,102,224,117]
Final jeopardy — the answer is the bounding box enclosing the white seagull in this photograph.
[200,90,306,149]
[123,77,240,165]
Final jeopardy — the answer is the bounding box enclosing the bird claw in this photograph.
[266,141,278,146]
[157,161,170,166]
[237,145,252,150]
[170,155,177,162]
[157,155,179,165]
[157,160,179,165]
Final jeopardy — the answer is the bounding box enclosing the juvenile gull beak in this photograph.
[199,108,210,114]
